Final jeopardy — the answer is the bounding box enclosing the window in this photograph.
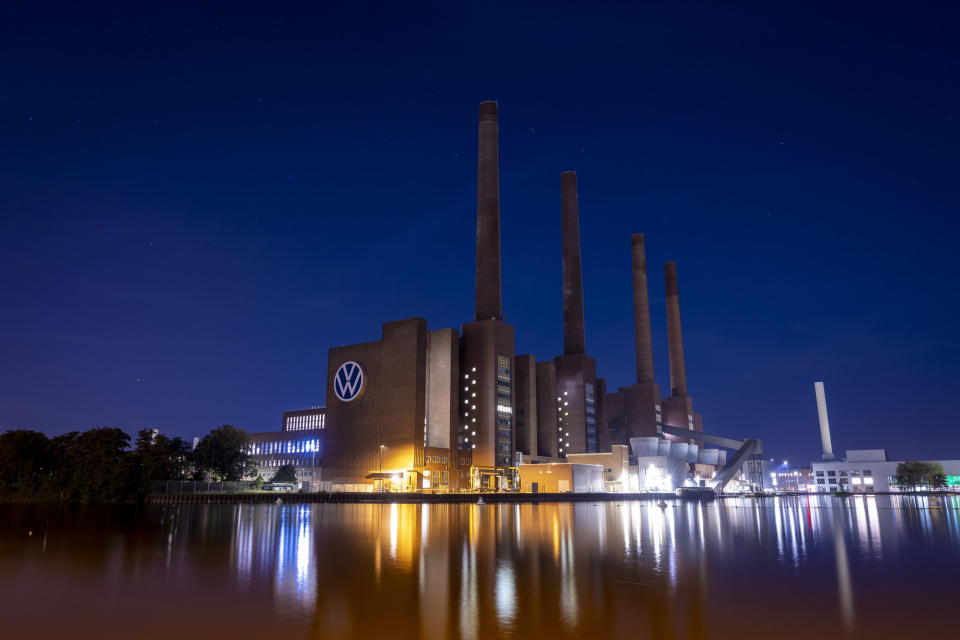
[816,471,824,477]
[827,471,836,477]
[863,470,872,476]
[817,479,825,484]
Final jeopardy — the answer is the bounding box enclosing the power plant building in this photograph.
[317,102,514,491]
[252,100,724,493]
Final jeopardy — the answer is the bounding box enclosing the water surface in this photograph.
[2,495,958,639]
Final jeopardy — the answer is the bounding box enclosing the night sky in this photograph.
[2,2,958,462]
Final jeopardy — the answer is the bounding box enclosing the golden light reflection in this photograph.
[196,498,960,639]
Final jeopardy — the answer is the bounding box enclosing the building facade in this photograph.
[811,449,960,492]
[282,407,325,432]
[246,428,323,490]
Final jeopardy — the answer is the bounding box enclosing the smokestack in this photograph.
[665,261,688,397]
[814,381,835,460]
[475,101,502,321]
[631,234,656,384]
[561,171,586,355]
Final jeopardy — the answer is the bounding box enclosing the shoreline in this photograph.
[147,491,960,505]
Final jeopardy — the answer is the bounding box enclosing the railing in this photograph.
[154,481,255,494]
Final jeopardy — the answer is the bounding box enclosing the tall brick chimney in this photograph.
[665,261,688,397]
[631,234,656,385]
[475,101,502,321]
[561,171,586,355]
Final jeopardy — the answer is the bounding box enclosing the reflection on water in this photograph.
[2,495,960,639]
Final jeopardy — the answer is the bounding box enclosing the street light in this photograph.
[379,445,385,492]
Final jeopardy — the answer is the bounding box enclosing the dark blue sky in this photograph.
[1,2,958,462]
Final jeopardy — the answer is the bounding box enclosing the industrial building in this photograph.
[811,450,960,493]
[243,100,742,493]
[806,382,960,493]
[246,418,323,490]
[316,102,517,492]
[512,171,607,460]
[606,250,703,446]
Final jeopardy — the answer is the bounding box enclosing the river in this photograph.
[1,495,958,639]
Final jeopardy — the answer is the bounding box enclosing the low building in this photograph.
[565,444,632,491]
[769,464,815,493]
[517,462,604,493]
[247,429,323,491]
[810,449,960,493]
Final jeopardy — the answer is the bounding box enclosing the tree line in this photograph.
[0,424,286,502]
[894,460,948,491]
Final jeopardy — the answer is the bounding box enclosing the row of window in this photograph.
[816,469,873,477]
[256,458,320,468]
[248,439,320,455]
[494,356,512,466]
[284,413,325,431]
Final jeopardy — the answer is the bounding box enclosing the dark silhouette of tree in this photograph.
[193,425,253,481]
[272,464,297,484]
[0,430,55,498]
[50,427,134,502]
[131,429,194,495]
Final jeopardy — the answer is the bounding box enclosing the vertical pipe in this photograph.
[815,381,835,460]
[475,101,502,321]
[665,261,688,396]
[631,234,656,384]
[561,171,586,355]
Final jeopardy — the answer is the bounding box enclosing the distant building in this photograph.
[768,464,815,493]
[282,407,325,432]
[810,449,960,492]
[247,417,324,491]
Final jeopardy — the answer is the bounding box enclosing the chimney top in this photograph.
[478,101,498,123]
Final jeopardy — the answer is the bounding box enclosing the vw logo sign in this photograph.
[334,361,365,402]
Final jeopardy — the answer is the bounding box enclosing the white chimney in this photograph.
[814,381,835,461]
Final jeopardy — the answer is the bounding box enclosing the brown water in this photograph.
[1,495,958,639]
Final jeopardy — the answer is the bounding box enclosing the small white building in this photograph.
[810,449,960,493]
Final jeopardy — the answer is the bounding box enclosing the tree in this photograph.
[192,425,252,481]
[50,427,134,502]
[895,460,947,491]
[926,462,947,490]
[894,460,925,491]
[130,429,194,494]
[272,464,297,484]
[0,430,55,498]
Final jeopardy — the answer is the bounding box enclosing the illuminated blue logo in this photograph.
[334,361,365,402]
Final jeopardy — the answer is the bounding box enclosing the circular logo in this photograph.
[334,361,365,402]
